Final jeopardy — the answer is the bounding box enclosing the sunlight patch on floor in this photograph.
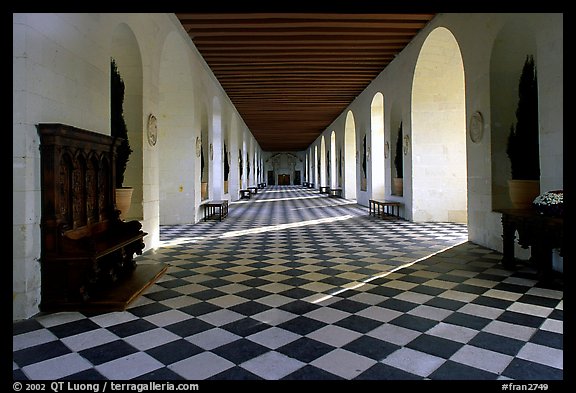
[310,239,469,304]
[219,214,355,238]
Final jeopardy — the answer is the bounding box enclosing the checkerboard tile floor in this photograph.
[13,186,563,381]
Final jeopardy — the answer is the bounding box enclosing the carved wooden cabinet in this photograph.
[37,123,161,312]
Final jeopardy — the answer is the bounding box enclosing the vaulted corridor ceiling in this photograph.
[176,13,436,151]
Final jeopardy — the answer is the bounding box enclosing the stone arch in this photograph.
[158,31,196,224]
[110,23,143,220]
[371,92,385,200]
[411,27,467,223]
[344,111,357,200]
[490,21,538,210]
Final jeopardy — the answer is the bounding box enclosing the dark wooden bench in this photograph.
[329,188,343,198]
[319,186,330,194]
[258,182,267,189]
[369,199,403,219]
[240,189,251,199]
[248,186,258,195]
[203,200,229,221]
[37,123,165,312]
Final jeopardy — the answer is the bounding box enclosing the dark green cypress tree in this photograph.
[111,59,132,188]
[394,122,403,179]
[506,55,540,180]
[224,143,230,181]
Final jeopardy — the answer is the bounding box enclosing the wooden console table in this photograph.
[495,209,563,280]
[203,200,229,221]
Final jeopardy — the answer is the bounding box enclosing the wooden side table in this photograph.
[495,209,563,280]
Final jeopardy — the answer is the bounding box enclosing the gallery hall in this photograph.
[13,13,565,382]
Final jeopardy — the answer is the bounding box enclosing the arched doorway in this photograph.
[344,111,357,200]
[371,93,385,200]
[158,32,196,225]
[411,27,467,223]
[111,24,143,221]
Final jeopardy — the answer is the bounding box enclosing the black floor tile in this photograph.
[276,337,335,363]
[145,339,204,364]
[13,341,73,367]
[48,319,101,339]
[282,365,344,380]
[429,360,499,380]
[212,338,270,364]
[334,315,383,334]
[354,363,422,380]
[79,340,138,365]
[502,358,563,380]
[496,311,546,328]
[467,331,525,356]
[406,334,463,358]
[342,336,400,361]
[107,319,157,338]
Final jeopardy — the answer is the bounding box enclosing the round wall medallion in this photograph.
[469,111,484,143]
[384,141,390,159]
[147,114,158,146]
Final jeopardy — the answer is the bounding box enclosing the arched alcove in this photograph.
[158,32,196,225]
[110,23,143,220]
[314,145,318,188]
[200,103,209,201]
[371,92,385,200]
[320,135,326,187]
[411,27,467,223]
[490,22,538,210]
[344,111,357,200]
[389,101,403,198]
[330,131,337,188]
[211,97,223,199]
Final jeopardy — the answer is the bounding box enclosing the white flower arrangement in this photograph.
[533,190,563,217]
[533,190,563,206]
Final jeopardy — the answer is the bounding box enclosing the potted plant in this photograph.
[392,122,403,196]
[506,55,540,208]
[223,142,230,194]
[111,59,133,220]
[361,134,367,191]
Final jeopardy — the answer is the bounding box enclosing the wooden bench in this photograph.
[329,188,343,198]
[258,182,267,189]
[203,200,229,221]
[248,186,258,195]
[369,199,403,219]
[240,189,251,199]
[37,123,165,312]
[319,186,330,194]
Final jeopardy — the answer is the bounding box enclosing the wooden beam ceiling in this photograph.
[176,13,436,151]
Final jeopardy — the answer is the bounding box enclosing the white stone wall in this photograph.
[12,13,261,320]
[312,13,562,250]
